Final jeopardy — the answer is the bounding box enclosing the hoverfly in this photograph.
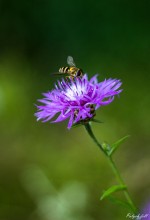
[53,56,83,79]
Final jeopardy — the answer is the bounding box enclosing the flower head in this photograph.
[141,200,150,220]
[35,74,122,129]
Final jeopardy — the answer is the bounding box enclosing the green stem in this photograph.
[84,122,138,214]
[84,122,106,155]
[108,156,138,213]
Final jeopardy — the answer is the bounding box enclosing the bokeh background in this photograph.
[0,0,150,219]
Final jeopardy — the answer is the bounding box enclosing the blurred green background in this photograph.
[0,0,150,219]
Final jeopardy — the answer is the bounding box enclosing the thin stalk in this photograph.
[84,122,138,214]
[108,156,138,213]
[84,123,106,155]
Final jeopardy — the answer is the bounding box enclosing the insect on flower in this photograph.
[35,74,122,129]
[53,56,83,79]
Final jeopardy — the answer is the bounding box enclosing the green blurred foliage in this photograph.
[0,0,150,219]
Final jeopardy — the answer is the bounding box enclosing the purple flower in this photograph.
[141,201,150,220]
[35,74,122,129]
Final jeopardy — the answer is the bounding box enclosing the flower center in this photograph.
[65,83,86,101]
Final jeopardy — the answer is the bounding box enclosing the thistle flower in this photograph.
[35,74,122,129]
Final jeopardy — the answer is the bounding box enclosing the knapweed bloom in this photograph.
[35,74,122,129]
[141,201,150,220]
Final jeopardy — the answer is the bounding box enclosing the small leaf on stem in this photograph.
[108,135,130,156]
[100,184,127,200]
[108,195,134,211]
[91,118,103,123]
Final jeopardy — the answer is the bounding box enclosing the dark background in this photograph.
[0,0,150,219]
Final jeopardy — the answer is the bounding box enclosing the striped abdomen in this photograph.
[59,66,83,77]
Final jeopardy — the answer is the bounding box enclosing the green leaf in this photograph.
[108,135,130,156]
[102,142,111,152]
[108,195,133,210]
[72,123,82,128]
[91,118,103,123]
[100,185,127,200]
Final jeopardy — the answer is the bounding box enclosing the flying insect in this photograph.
[53,56,83,79]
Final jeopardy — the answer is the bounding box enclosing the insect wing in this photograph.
[67,56,76,67]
